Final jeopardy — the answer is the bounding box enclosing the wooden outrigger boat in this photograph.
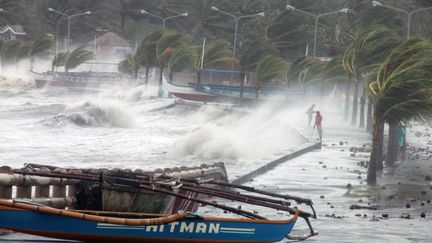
[0,200,299,242]
[0,164,317,242]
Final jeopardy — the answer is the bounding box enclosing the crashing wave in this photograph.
[46,99,135,128]
[0,75,35,89]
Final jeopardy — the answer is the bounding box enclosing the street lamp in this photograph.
[372,1,432,39]
[140,10,188,29]
[211,6,265,58]
[48,8,91,51]
[286,5,348,58]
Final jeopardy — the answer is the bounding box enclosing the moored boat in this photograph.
[0,163,317,242]
[0,199,299,243]
[30,71,138,88]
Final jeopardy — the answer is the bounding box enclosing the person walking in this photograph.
[314,111,323,141]
[306,104,315,126]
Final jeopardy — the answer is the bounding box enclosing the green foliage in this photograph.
[64,46,94,72]
[239,37,277,71]
[52,51,68,70]
[156,31,192,66]
[28,35,54,69]
[256,54,287,83]
[118,53,142,79]
[369,37,432,123]
[287,57,325,88]
[0,40,31,65]
[168,44,196,73]
[343,25,402,80]
[196,39,234,70]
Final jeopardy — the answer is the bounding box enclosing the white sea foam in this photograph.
[63,99,136,128]
[169,103,306,161]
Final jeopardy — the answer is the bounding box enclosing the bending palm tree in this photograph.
[138,29,165,85]
[367,37,432,185]
[156,31,191,96]
[342,25,401,126]
[28,36,54,71]
[52,52,68,72]
[118,53,142,80]
[195,39,233,84]
[168,44,196,83]
[239,38,277,99]
[255,55,287,99]
[64,47,94,73]
[288,57,324,98]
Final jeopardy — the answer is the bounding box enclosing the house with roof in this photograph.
[0,25,27,41]
[73,29,132,60]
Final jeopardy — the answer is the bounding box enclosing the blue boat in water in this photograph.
[0,200,300,242]
[188,82,289,100]
[0,166,317,242]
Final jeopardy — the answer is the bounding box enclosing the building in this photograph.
[0,25,27,41]
[73,29,132,60]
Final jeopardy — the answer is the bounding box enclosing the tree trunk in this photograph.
[367,116,383,185]
[120,13,126,33]
[359,89,366,128]
[239,67,245,99]
[344,78,352,121]
[255,80,260,99]
[169,72,173,83]
[351,77,360,125]
[197,70,201,84]
[366,96,373,132]
[376,121,385,171]
[386,122,398,166]
[158,65,164,97]
[145,66,150,84]
[30,57,34,71]
[134,67,138,81]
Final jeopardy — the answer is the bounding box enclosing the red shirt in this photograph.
[315,114,322,126]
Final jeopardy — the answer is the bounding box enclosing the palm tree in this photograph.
[342,25,402,126]
[64,47,94,73]
[367,37,432,185]
[28,36,54,71]
[195,39,233,84]
[0,40,23,66]
[287,57,325,98]
[322,55,348,112]
[138,28,165,85]
[52,52,68,72]
[239,37,277,98]
[0,40,31,70]
[255,55,287,99]
[118,53,142,80]
[155,31,192,96]
[167,44,196,82]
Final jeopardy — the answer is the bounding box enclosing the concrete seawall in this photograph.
[232,142,322,184]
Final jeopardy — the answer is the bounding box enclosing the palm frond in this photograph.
[65,47,94,72]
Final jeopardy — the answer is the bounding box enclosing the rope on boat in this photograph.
[0,199,187,226]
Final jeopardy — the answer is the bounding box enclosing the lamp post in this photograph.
[140,10,188,29]
[286,5,348,58]
[211,7,265,58]
[48,8,91,51]
[372,1,432,39]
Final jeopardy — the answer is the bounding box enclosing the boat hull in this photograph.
[166,81,255,104]
[30,71,132,88]
[0,206,297,243]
